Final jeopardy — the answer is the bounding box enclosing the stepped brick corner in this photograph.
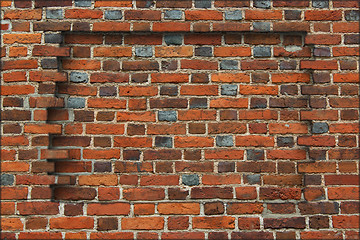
[1,0,359,239]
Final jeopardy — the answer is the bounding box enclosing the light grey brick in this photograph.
[75,0,92,7]
[67,98,85,109]
[220,60,238,70]
[105,10,122,20]
[164,10,182,20]
[45,34,63,44]
[1,174,14,186]
[312,122,329,134]
[246,174,261,184]
[158,111,177,122]
[70,72,88,83]
[345,10,360,21]
[253,22,271,32]
[195,0,211,8]
[46,9,63,19]
[182,174,199,186]
[253,46,271,57]
[225,10,242,20]
[164,35,183,45]
[312,0,329,8]
[221,85,238,96]
[155,136,173,148]
[216,135,233,147]
[135,47,152,57]
[254,0,271,8]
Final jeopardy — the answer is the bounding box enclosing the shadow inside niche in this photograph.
[48,30,313,201]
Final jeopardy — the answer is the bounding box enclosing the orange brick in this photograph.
[122,217,164,230]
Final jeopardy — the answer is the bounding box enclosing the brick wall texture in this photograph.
[1,0,359,239]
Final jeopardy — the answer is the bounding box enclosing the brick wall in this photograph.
[1,0,359,239]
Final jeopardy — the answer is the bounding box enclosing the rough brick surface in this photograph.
[1,0,359,238]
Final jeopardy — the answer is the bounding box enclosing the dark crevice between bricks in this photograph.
[47,46,74,202]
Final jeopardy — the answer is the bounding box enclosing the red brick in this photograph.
[3,33,41,44]
[245,10,282,20]
[158,203,200,215]
[300,60,338,70]
[93,22,130,32]
[193,216,235,229]
[123,188,165,201]
[153,22,190,32]
[122,217,164,230]
[50,217,94,229]
[140,175,179,186]
[305,10,342,21]
[87,203,130,215]
[185,10,223,20]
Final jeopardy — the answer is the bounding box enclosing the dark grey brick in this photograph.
[160,86,178,96]
[70,72,88,83]
[135,46,152,57]
[94,162,112,172]
[280,60,297,70]
[225,10,242,20]
[155,136,173,148]
[310,150,326,160]
[99,86,117,96]
[164,10,182,20]
[75,0,92,7]
[254,0,271,8]
[277,137,294,147]
[345,10,360,21]
[164,35,183,45]
[313,47,331,57]
[182,174,199,186]
[67,98,85,109]
[195,0,211,8]
[158,111,177,122]
[195,47,213,57]
[105,10,122,20]
[218,162,235,173]
[220,60,238,70]
[253,46,271,57]
[41,58,58,69]
[1,174,14,186]
[161,60,177,71]
[253,22,271,32]
[312,0,329,8]
[45,34,63,44]
[221,85,238,96]
[140,0,154,8]
[250,98,267,109]
[216,136,234,147]
[190,98,207,109]
[246,174,261,184]
[247,149,264,160]
[285,10,302,20]
[46,9,63,19]
[281,85,298,96]
[123,150,141,160]
[304,175,321,185]
[312,122,329,134]
[344,34,360,45]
